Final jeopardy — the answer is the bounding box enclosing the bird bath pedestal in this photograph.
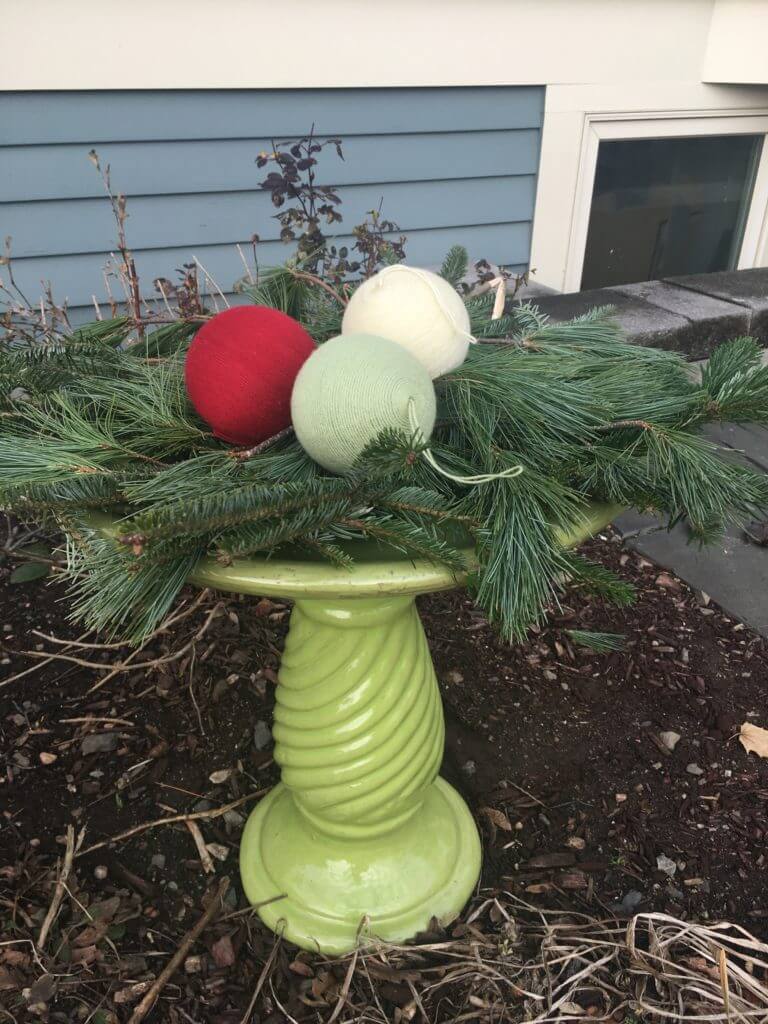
[135,503,618,954]
[192,541,483,955]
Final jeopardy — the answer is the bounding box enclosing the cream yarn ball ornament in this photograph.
[291,333,436,475]
[341,265,473,378]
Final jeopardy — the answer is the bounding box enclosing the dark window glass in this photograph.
[581,134,763,290]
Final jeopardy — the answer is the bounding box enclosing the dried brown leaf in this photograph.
[479,807,513,831]
[739,721,768,758]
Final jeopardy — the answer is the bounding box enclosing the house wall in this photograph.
[0,88,543,318]
[4,0,768,310]
[1,0,721,91]
[703,0,768,85]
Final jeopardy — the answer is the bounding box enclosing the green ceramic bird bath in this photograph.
[95,501,619,954]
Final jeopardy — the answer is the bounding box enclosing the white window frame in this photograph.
[562,110,768,294]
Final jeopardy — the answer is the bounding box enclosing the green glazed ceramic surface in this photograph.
[239,594,481,953]
[91,501,621,953]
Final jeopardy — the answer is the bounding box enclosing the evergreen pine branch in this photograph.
[4,273,768,644]
[214,495,356,557]
[567,629,626,652]
[698,336,768,423]
[439,245,469,287]
[470,468,586,642]
[561,551,636,607]
[338,514,468,571]
[298,537,356,569]
[63,524,203,642]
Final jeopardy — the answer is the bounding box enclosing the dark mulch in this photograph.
[1,527,767,1022]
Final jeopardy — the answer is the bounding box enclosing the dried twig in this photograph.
[76,790,266,858]
[239,934,283,1024]
[127,877,230,1024]
[0,630,94,690]
[184,819,214,874]
[17,597,223,694]
[228,425,295,461]
[37,825,80,951]
[327,946,359,1024]
[287,266,348,306]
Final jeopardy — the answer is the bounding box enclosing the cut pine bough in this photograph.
[3,284,768,646]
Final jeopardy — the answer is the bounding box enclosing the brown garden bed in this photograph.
[1,528,767,1021]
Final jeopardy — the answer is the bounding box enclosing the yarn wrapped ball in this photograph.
[184,305,315,446]
[341,265,473,378]
[291,332,436,475]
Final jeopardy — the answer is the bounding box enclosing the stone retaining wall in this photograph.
[530,267,768,359]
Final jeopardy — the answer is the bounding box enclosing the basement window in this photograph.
[581,133,763,290]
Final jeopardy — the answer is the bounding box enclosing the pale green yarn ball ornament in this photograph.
[290,333,436,475]
[341,265,473,379]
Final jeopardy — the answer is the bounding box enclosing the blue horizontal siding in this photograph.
[1,130,541,202]
[0,87,544,316]
[1,88,544,145]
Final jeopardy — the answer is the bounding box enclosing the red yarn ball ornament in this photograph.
[184,306,316,446]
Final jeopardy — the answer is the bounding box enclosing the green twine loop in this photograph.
[407,399,524,486]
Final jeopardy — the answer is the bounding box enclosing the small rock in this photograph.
[656,854,677,877]
[686,763,704,776]
[81,733,118,756]
[614,890,643,914]
[38,752,57,765]
[93,864,108,881]
[211,934,236,968]
[150,854,166,870]
[659,730,682,752]
[655,572,680,591]
[184,955,204,974]
[557,870,588,890]
[253,721,271,751]
[114,981,151,1005]
[445,669,464,684]
[566,836,586,851]
[209,768,233,785]
[526,851,575,869]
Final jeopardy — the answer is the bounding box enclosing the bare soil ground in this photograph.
[1,528,767,1022]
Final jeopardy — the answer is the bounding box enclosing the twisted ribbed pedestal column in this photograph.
[239,594,481,953]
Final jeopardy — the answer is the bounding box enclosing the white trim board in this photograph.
[530,85,768,293]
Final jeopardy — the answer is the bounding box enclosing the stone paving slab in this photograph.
[627,521,768,638]
[532,287,695,352]
[664,267,768,344]
[613,422,768,637]
[611,280,750,354]
[703,422,768,473]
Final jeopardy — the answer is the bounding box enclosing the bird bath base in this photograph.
[237,594,480,954]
